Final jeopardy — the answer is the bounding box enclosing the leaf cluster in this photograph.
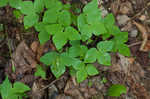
[0,0,130,82]
[0,76,30,99]
[38,0,130,83]
[0,0,130,97]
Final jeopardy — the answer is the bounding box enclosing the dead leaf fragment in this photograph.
[31,81,45,99]
[6,41,37,82]
[110,0,120,15]
[30,41,39,53]
[119,1,133,14]
[133,21,149,52]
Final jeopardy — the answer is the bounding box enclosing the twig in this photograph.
[128,41,142,47]
[39,76,65,92]
[128,2,150,22]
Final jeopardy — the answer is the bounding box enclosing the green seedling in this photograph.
[0,76,30,99]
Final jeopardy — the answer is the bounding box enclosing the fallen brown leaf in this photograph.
[6,41,37,82]
[30,41,39,53]
[119,1,133,14]
[133,21,149,52]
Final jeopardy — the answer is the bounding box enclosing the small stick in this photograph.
[39,76,65,92]
[128,41,142,47]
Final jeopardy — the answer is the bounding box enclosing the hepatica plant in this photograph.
[0,0,130,83]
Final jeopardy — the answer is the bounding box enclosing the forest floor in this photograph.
[0,0,150,99]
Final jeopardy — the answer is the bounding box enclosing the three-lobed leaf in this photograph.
[52,26,81,50]
[0,76,30,99]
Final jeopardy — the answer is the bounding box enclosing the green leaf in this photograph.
[107,84,126,97]
[77,14,86,32]
[8,93,18,99]
[34,22,47,32]
[52,32,67,50]
[9,0,22,9]
[0,0,8,7]
[69,67,76,76]
[86,64,99,76]
[44,0,62,10]
[97,41,114,52]
[114,32,128,43]
[63,4,71,10]
[51,59,66,78]
[20,1,35,15]
[73,61,84,70]
[43,9,58,23]
[45,24,64,35]
[12,82,30,93]
[108,25,121,36]
[34,65,46,79]
[60,53,77,66]
[118,43,130,57]
[13,10,22,19]
[51,26,81,50]
[24,13,39,29]
[85,9,101,24]
[69,40,80,46]
[80,45,88,57]
[0,76,12,99]
[38,30,50,45]
[34,0,44,13]
[84,48,98,63]
[76,69,88,83]
[69,45,81,57]
[97,51,111,66]
[69,45,88,58]
[92,22,106,35]
[65,26,81,40]
[58,10,71,27]
[83,0,98,14]
[104,13,115,25]
[40,51,58,65]
[102,25,120,40]
[77,14,92,40]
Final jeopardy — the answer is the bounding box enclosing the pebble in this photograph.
[130,29,138,37]
[117,15,130,26]
[100,7,108,18]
